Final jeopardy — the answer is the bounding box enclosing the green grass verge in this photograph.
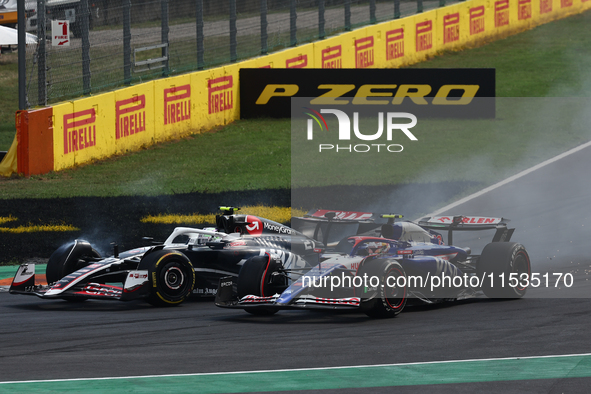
[0,52,18,150]
[0,119,291,198]
[1,9,590,199]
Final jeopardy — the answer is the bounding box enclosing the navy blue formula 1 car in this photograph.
[215,210,531,318]
[9,207,322,306]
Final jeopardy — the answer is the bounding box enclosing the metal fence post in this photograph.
[123,0,131,84]
[418,0,424,13]
[81,0,91,95]
[230,0,237,62]
[196,0,204,69]
[370,0,376,24]
[161,0,170,76]
[290,0,297,46]
[319,0,325,39]
[345,0,351,31]
[260,0,268,54]
[37,0,47,106]
[18,0,26,109]
[394,0,401,19]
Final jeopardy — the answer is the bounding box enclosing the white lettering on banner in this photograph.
[263,222,293,234]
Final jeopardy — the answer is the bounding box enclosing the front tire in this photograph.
[46,240,101,284]
[356,259,407,318]
[143,250,195,307]
[237,255,284,315]
[477,242,531,298]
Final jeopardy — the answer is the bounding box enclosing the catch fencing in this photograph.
[24,0,457,107]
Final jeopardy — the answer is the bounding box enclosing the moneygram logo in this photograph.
[305,109,417,153]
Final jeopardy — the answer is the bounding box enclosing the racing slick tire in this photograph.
[477,242,531,298]
[356,259,407,319]
[143,250,196,307]
[237,255,284,315]
[46,240,101,284]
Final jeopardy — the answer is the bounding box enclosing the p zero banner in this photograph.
[240,68,495,119]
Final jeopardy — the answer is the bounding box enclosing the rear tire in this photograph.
[356,259,407,318]
[477,242,531,298]
[237,255,284,315]
[143,250,195,307]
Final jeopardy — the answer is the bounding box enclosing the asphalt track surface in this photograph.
[2,143,591,392]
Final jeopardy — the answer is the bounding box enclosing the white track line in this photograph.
[1,352,591,384]
[423,140,591,218]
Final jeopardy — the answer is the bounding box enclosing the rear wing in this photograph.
[304,210,375,222]
[418,215,515,244]
[292,210,378,246]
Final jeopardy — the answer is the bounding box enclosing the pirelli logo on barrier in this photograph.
[355,37,374,68]
[240,68,495,119]
[208,76,234,114]
[443,13,460,44]
[416,20,433,52]
[540,0,552,14]
[116,95,146,140]
[561,0,573,8]
[63,109,97,154]
[386,28,404,60]
[518,0,532,20]
[470,6,485,35]
[322,46,342,68]
[495,0,510,27]
[164,85,191,125]
[286,55,308,68]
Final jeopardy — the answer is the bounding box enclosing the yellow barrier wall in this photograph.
[47,0,591,172]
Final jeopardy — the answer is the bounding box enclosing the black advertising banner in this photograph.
[240,68,495,119]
